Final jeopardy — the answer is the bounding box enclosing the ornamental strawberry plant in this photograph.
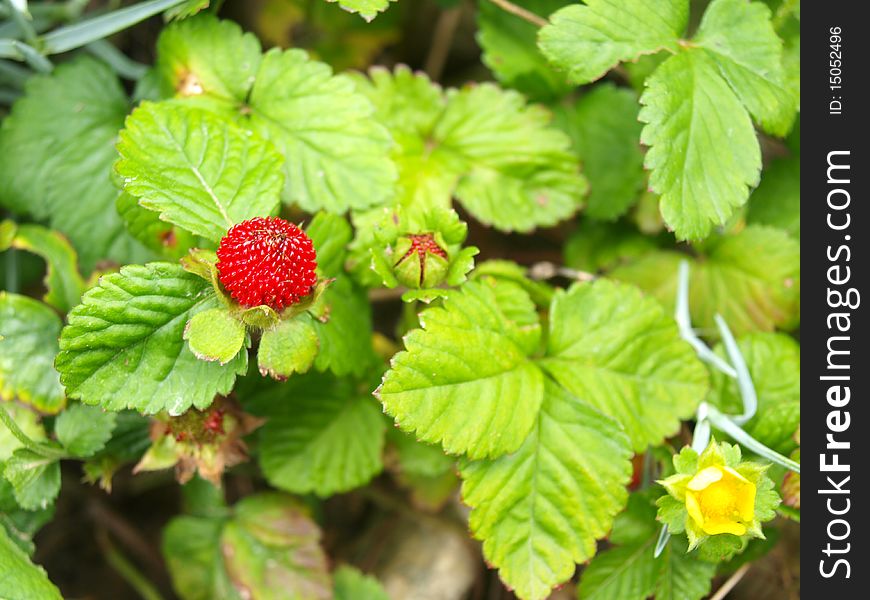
[1,1,799,599]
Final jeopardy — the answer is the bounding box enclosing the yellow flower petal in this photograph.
[688,466,723,491]
[702,519,747,536]
[686,490,704,527]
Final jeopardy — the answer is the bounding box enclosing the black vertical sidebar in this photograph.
[803,2,867,597]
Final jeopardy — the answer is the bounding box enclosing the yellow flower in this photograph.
[685,465,756,536]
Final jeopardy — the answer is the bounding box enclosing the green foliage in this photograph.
[116,101,284,242]
[56,263,248,415]
[245,373,386,496]
[541,280,708,451]
[156,15,396,214]
[710,333,800,454]
[612,226,801,336]
[184,307,249,365]
[163,493,331,600]
[3,449,61,510]
[329,0,396,22]
[0,58,151,271]
[477,0,572,100]
[0,526,62,600]
[54,404,117,458]
[553,84,645,220]
[747,156,800,238]
[333,566,389,600]
[0,292,65,413]
[460,381,632,600]
[577,495,715,600]
[354,67,587,232]
[539,0,798,239]
[377,279,544,459]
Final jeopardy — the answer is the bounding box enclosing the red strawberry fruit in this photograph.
[216,217,317,311]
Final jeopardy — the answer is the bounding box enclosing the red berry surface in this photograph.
[216,217,317,311]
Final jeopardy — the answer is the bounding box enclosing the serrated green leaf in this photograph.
[116,192,199,260]
[54,404,117,458]
[538,0,688,84]
[223,494,331,600]
[377,279,544,459]
[310,276,374,377]
[553,84,644,220]
[460,381,632,600]
[3,449,60,511]
[247,373,385,496]
[184,308,247,365]
[305,212,353,278]
[328,0,395,22]
[747,156,800,239]
[0,293,65,414]
[156,15,262,104]
[640,50,760,240]
[4,223,86,313]
[56,263,248,415]
[258,316,319,379]
[540,279,708,451]
[0,526,63,600]
[477,0,573,100]
[611,225,800,336]
[333,566,389,600]
[695,0,797,136]
[116,102,284,242]
[246,48,396,213]
[438,84,587,232]
[711,333,800,454]
[156,15,397,213]
[0,57,151,271]
[355,68,586,232]
[655,537,716,600]
[578,533,659,600]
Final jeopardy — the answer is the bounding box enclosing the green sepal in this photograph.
[257,315,319,380]
[184,308,248,365]
[180,248,231,306]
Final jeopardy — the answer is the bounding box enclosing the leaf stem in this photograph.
[485,0,548,28]
[675,261,737,378]
[714,314,757,424]
[1,0,38,45]
[85,39,147,80]
[96,530,166,600]
[41,0,186,55]
[705,404,800,473]
[0,404,65,459]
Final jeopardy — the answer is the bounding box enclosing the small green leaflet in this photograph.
[2,222,86,313]
[162,494,331,600]
[0,526,63,600]
[3,449,61,511]
[0,57,152,271]
[354,67,587,232]
[246,373,385,496]
[184,308,248,365]
[640,50,760,240]
[155,15,396,214]
[54,404,117,458]
[540,279,708,451]
[710,332,800,454]
[165,0,211,20]
[56,263,248,415]
[0,293,65,414]
[553,84,645,220]
[538,0,688,84]
[477,0,573,100]
[328,0,396,22]
[116,101,284,242]
[611,225,801,336]
[377,279,544,459]
[694,0,797,136]
[460,381,632,600]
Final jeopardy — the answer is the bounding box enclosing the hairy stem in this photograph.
[486,0,547,28]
